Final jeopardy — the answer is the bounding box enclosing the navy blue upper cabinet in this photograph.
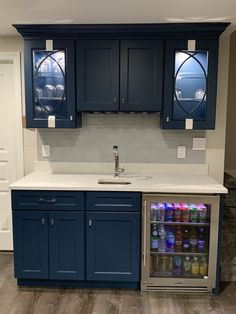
[24,39,78,128]
[120,40,163,112]
[76,39,163,112]
[77,40,119,111]
[162,40,219,129]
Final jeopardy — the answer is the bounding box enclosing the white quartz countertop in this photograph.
[10,171,227,194]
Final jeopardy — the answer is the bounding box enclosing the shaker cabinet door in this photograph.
[86,212,140,281]
[77,40,119,112]
[24,39,76,128]
[162,39,218,129]
[120,40,164,112]
[49,211,85,280]
[13,211,49,279]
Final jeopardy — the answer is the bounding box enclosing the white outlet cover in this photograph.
[193,138,206,151]
[177,146,186,159]
[42,145,51,158]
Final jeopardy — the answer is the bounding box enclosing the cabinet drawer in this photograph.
[12,191,84,211]
[86,192,141,212]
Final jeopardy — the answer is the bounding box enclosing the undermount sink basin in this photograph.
[98,178,131,185]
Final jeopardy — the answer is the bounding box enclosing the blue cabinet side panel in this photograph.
[13,211,49,279]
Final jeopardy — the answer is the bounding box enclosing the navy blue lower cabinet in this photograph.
[13,211,49,279]
[86,212,140,281]
[49,211,84,280]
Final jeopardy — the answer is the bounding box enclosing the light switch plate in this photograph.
[177,146,186,159]
[193,138,206,150]
[42,145,50,158]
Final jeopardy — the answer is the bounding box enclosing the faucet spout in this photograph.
[113,145,120,177]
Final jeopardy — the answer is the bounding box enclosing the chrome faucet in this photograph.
[113,145,124,177]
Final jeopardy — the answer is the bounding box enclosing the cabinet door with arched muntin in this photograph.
[162,40,219,130]
[174,50,208,121]
[33,50,67,120]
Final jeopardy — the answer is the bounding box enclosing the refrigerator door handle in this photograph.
[143,200,147,267]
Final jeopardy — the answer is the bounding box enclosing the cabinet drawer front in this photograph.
[86,192,141,211]
[12,191,84,211]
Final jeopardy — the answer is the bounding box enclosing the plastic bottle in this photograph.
[165,203,174,222]
[151,224,159,251]
[173,203,182,222]
[189,204,198,223]
[189,227,198,253]
[198,204,208,223]
[173,256,182,276]
[157,203,165,221]
[182,227,190,252]
[175,226,183,252]
[167,228,175,252]
[158,225,167,252]
[181,203,190,222]
[183,256,192,275]
[151,203,158,221]
[199,256,208,276]
[197,227,206,253]
[191,256,200,275]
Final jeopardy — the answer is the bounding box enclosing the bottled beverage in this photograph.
[165,203,174,222]
[182,228,190,252]
[189,204,198,223]
[181,203,190,222]
[199,256,208,276]
[189,227,198,253]
[191,256,200,275]
[197,204,208,223]
[157,203,165,221]
[152,255,160,274]
[173,203,182,222]
[151,203,158,221]
[183,256,192,275]
[158,225,166,252]
[151,224,159,251]
[173,256,182,276]
[175,226,183,252]
[167,228,175,252]
[166,256,174,275]
[197,227,206,252]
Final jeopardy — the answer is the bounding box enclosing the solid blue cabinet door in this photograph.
[86,212,140,281]
[24,39,78,128]
[120,40,164,112]
[77,40,119,111]
[13,211,49,279]
[162,39,218,129]
[49,211,84,280]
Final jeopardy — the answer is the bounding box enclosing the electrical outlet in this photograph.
[177,146,186,159]
[42,145,50,158]
[193,138,206,150]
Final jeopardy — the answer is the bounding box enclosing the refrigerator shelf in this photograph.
[150,221,210,227]
[150,251,208,256]
[150,272,206,279]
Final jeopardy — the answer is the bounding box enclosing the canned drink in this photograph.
[152,255,160,273]
[160,256,167,274]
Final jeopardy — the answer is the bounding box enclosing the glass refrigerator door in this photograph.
[33,50,67,119]
[142,194,219,292]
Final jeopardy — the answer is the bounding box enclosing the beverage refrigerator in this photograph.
[141,194,220,292]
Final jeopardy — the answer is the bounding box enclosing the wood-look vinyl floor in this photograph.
[1,252,236,314]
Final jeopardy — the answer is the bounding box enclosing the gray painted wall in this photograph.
[38,113,206,164]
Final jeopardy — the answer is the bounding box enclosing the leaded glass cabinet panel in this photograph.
[162,40,218,129]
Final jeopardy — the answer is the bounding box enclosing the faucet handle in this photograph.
[113,145,118,149]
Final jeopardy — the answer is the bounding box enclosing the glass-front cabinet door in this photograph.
[141,194,220,292]
[24,39,77,128]
[162,40,218,129]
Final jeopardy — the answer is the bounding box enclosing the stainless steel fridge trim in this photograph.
[143,200,147,267]
[141,194,220,292]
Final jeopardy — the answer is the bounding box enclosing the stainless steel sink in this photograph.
[98,179,131,185]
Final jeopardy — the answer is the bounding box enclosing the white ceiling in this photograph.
[1,0,235,36]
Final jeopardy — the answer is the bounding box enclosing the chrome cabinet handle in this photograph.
[143,200,147,267]
[121,98,126,104]
[50,218,54,226]
[166,116,170,123]
[50,198,56,204]
[38,198,45,203]
[88,219,92,227]
[113,98,118,104]
[41,218,46,226]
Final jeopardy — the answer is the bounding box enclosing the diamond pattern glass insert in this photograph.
[173,51,208,120]
[33,50,67,119]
